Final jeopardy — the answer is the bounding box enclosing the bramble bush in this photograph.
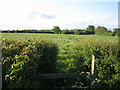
[2,38,58,88]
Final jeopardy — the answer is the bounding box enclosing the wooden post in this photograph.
[91,55,95,76]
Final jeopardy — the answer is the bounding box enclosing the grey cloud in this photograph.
[29,11,39,19]
[28,11,55,20]
[41,14,55,19]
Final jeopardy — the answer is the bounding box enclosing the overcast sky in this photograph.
[0,0,119,30]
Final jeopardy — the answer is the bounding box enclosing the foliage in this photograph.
[2,33,119,88]
[112,28,120,36]
[52,26,61,34]
[86,25,95,34]
[2,25,118,36]
[2,38,58,88]
[61,30,74,34]
[95,26,112,35]
[74,29,87,35]
[86,25,95,31]
[73,38,120,88]
[74,29,82,35]
[2,29,54,34]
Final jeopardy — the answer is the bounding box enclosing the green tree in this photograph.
[86,25,95,31]
[86,25,95,34]
[113,28,120,36]
[52,26,61,34]
[74,29,81,35]
[95,26,108,35]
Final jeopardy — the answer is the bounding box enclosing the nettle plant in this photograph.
[2,38,58,88]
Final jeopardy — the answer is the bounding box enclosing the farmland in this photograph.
[2,33,118,72]
[2,33,118,71]
[2,33,118,52]
[2,33,120,88]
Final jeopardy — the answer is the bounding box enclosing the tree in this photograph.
[113,28,120,36]
[52,26,61,34]
[86,25,95,34]
[95,26,108,35]
[86,25,95,31]
[74,29,81,35]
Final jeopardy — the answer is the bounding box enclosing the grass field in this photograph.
[2,33,118,72]
[2,33,118,43]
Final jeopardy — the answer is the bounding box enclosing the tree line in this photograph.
[1,25,119,36]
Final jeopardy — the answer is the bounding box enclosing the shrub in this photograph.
[72,38,120,88]
[2,38,58,88]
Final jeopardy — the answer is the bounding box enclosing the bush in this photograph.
[2,38,58,88]
[72,38,120,88]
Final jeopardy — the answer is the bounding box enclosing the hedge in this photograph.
[2,38,58,88]
[72,38,120,88]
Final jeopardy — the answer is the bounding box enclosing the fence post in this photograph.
[91,55,95,76]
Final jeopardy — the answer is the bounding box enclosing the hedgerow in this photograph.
[72,38,120,88]
[2,38,58,88]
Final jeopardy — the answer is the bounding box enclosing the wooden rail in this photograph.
[38,72,88,80]
[35,55,96,88]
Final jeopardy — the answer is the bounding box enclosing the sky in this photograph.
[0,0,119,30]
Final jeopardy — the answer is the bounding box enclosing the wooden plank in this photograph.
[38,72,86,80]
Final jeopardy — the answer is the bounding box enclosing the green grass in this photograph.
[2,33,118,50]
[2,33,118,72]
[2,33,118,43]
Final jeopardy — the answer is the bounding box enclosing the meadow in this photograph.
[2,33,118,51]
[2,33,119,88]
